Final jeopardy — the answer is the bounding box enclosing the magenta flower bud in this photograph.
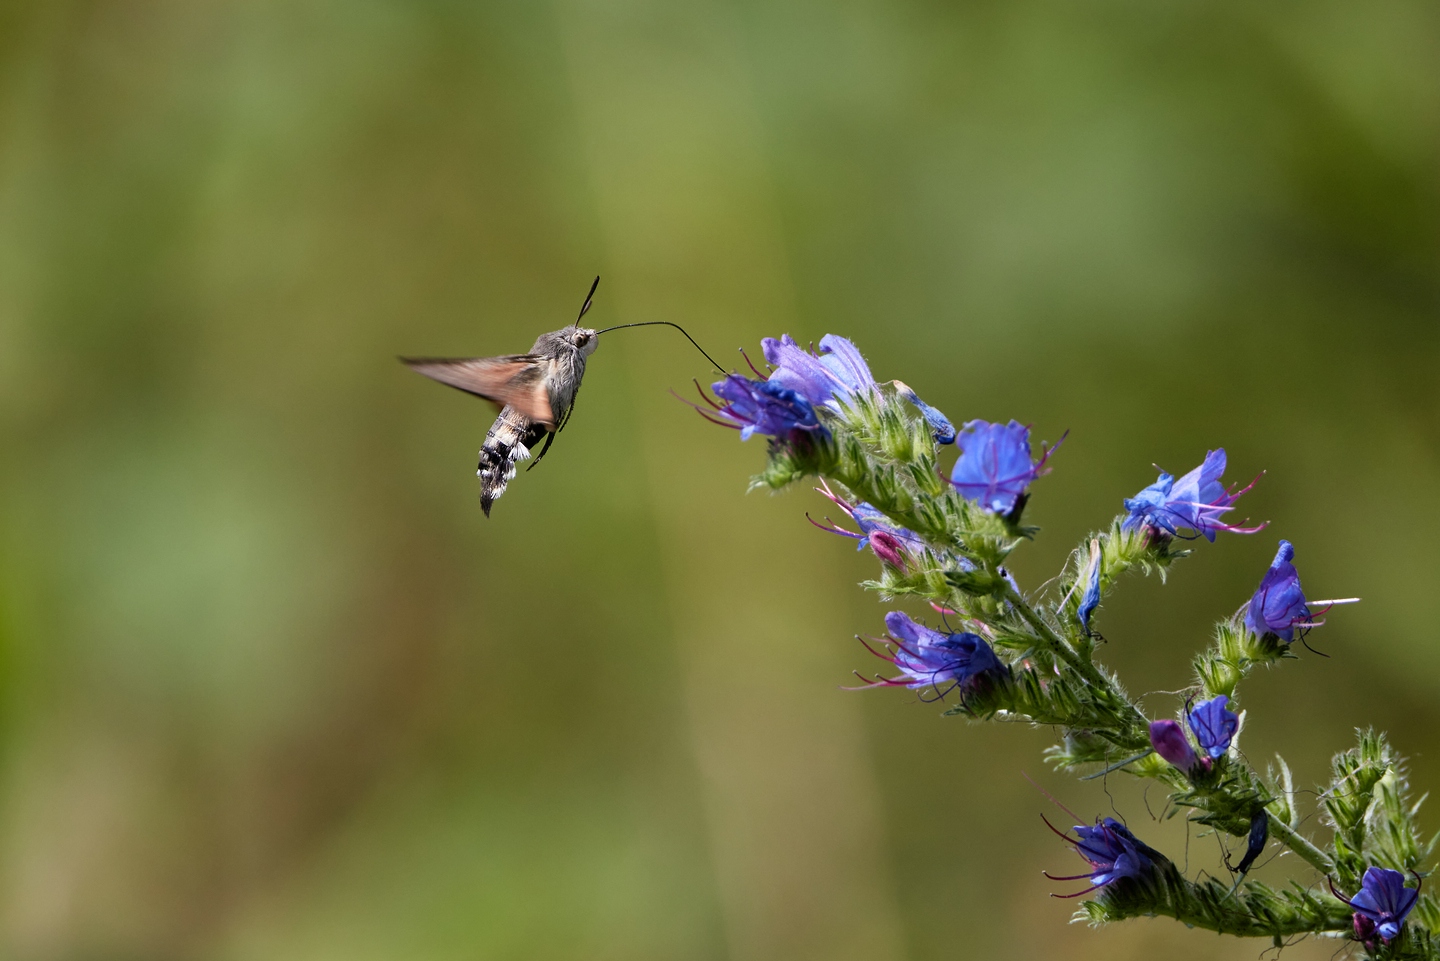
[1353,912,1378,948]
[1149,719,1200,774]
[867,530,908,570]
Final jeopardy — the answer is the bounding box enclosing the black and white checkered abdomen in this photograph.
[478,406,547,516]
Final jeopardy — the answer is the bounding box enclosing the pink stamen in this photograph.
[1040,812,1079,845]
[1026,775,1085,825]
[1050,884,1103,899]
[842,672,905,691]
[858,636,900,664]
[805,512,861,538]
[739,348,767,379]
[693,379,725,410]
[1224,470,1266,501]
[670,389,742,430]
[813,479,857,518]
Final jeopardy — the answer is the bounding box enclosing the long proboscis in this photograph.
[593,321,727,374]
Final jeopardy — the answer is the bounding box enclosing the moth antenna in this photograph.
[592,320,727,373]
[576,275,601,322]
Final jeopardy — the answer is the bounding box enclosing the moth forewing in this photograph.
[400,356,555,426]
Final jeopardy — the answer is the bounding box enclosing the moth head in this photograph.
[570,326,600,357]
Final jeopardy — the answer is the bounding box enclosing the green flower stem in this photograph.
[1004,586,1338,879]
[1002,584,1149,736]
[1267,810,1337,876]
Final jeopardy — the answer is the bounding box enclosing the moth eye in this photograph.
[575,333,589,346]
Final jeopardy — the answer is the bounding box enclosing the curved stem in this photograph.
[1267,811,1336,876]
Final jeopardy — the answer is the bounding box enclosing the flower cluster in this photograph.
[698,330,1416,959]
[689,334,955,445]
[1148,695,1241,776]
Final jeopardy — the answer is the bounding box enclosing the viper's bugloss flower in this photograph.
[1122,449,1264,542]
[1335,868,1421,943]
[1077,542,1102,633]
[1187,695,1239,759]
[763,334,957,443]
[1149,719,1202,774]
[855,611,1005,695]
[809,481,935,571]
[1045,817,1154,897]
[763,334,876,408]
[706,374,824,441]
[1244,540,1312,642]
[949,420,1064,515]
[1230,810,1268,876]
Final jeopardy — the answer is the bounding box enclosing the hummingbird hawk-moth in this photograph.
[402,277,721,515]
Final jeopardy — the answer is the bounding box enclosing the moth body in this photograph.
[405,316,599,516]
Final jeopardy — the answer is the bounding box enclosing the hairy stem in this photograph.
[1267,811,1337,876]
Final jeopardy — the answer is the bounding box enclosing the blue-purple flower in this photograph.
[1334,867,1421,943]
[949,420,1064,515]
[700,374,823,441]
[856,611,1005,696]
[1187,695,1239,759]
[763,334,956,443]
[763,334,876,408]
[1045,817,1155,897]
[1122,449,1265,542]
[1149,719,1202,775]
[1229,811,1268,876]
[1244,540,1313,642]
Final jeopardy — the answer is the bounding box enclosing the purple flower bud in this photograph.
[892,381,956,444]
[1122,449,1265,542]
[1229,810,1268,875]
[1244,540,1311,642]
[1187,695,1239,759]
[1353,912,1379,947]
[1337,867,1420,943]
[1149,719,1201,774]
[949,420,1064,516]
[1077,547,1102,633]
[706,374,823,441]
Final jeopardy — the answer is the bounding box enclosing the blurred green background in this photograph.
[0,1,1436,959]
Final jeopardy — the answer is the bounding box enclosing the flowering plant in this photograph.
[693,334,1431,959]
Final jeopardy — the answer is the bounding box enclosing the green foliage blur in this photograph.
[0,2,1435,959]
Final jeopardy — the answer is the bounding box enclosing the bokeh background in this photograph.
[1,1,1437,959]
